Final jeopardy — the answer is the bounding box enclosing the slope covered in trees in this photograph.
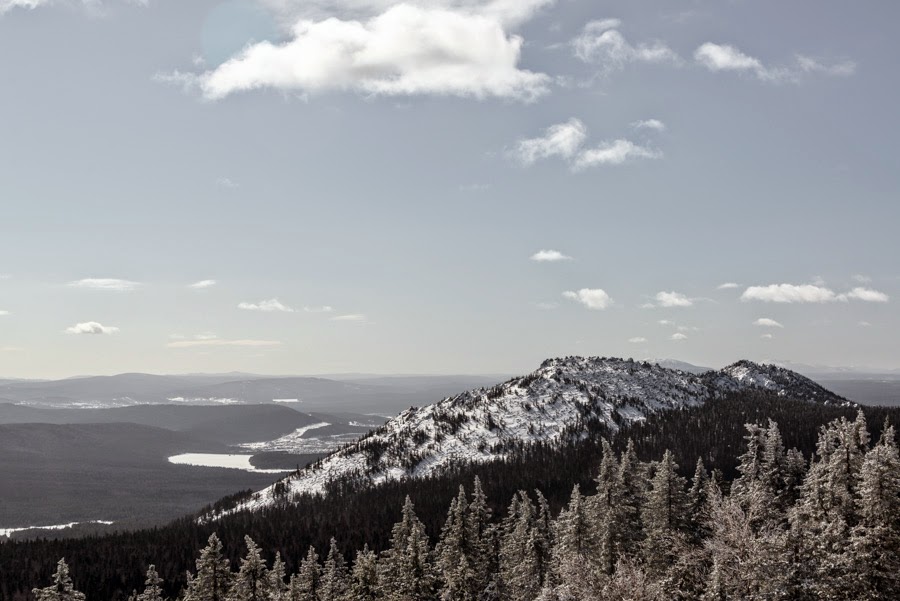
[25,408,900,601]
[2,391,898,600]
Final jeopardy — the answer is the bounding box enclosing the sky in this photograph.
[0,0,898,379]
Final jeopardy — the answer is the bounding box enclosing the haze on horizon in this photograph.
[0,0,898,379]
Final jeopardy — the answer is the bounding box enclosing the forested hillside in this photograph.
[3,391,899,601]
[25,407,900,601]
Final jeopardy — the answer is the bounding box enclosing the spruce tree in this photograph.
[378,496,436,601]
[291,547,321,601]
[320,538,350,601]
[137,565,165,601]
[349,545,379,601]
[32,559,86,601]
[228,537,270,601]
[185,534,232,601]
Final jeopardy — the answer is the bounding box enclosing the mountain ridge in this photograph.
[221,356,850,516]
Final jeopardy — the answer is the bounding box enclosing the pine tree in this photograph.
[291,547,321,601]
[185,534,232,601]
[32,559,86,601]
[137,565,165,601]
[269,553,288,601]
[466,477,496,599]
[687,457,710,541]
[588,439,620,575]
[615,438,645,555]
[843,424,900,600]
[378,496,436,601]
[499,492,543,601]
[228,537,270,601]
[349,545,378,601]
[550,485,599,598]
[320,538,350,601]
[641,450,688,575]
[436,487,475,601]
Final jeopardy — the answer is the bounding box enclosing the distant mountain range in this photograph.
[0,373,505,413]
[225,356,851,515]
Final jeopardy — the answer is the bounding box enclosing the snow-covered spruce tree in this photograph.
[842,423,900,600]
[550,485,601,598]
[588,439,620,576]
[268,553,288,601]
[641,450,688,576]
[320,538,350,601]
[32,559,86,601]
[436,487,476,601]
[137,565,166,601]
[702,484,790,600]
[377,496,436,601]
[790,412,871,599]
[499,491,550,601]
[349,545,379,601]
[228,537,270,601]
[614,439,646,556]
[290,546,321,601]
[687,457,710,542]
[185,534,232,601]
[465,477,496,598]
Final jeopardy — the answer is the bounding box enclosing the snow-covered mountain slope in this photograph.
[219,357,849,515]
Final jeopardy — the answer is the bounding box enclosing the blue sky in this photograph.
[0,0,897,378]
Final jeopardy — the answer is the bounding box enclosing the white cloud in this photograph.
[563,288,612,310]
[741,284,839,303]
[670,332,688,341]
[176,3,550,102]
[189,279,217,289]
[844,287,889,303]
[331,313,367,321]
[628,336,647,343]
[238,298,294,312]
[859,321,872,327]
[0,309,8,316]
[65,321,119,335]
[654,291,693,308]
[658,319,674,326]
[0,345,23,352]
[215,178,239,189]
[572,19,680,74]
[852,274,872,284]
[754,318,784,328]
[761,333,774,340]
[511,119,587,165]
[717,282,740,290]
[168,338,282,348]
[694,42,855,82]
[535,302,558,310]
[68,278,141,292]
[573,139,662,169]
[631,118,666,132]
[304,305,335,313]
[530,249,572,262]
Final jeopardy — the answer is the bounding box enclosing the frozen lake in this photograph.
[167,453,288,474]
[0,520,114,538]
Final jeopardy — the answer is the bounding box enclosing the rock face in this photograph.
[223,357,850,514]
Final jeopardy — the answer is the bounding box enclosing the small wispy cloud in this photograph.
[754,318,784,328]
[168,338,282,348]
[0,310,9,316]
[742,283,889,303]
[761,333,774,340]
[852,274,872,284]
[573,139,662,169]
[331,314,367,322]
[628,336,647,343]
[670,332,688,341]
[0,345,23,352]
[572,19,681,75]
[535,302,559,310]
[215,178,239,189]
[510,119,587,166]
[189,279,217,289]
[563,288,613,310]
[858,321,872,327]
[845,287,889,303]
[741,284,838,303]
[65,321,120,335]
[653,291,694,308]
[238,299,294,312]
[68,278,141,292]
[631,119,666,132]
[531,249,573,262]
[694,42,855,83]
[304,305,335,313]
[717,282,740,290]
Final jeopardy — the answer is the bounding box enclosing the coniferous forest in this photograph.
[6,391,900,601]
